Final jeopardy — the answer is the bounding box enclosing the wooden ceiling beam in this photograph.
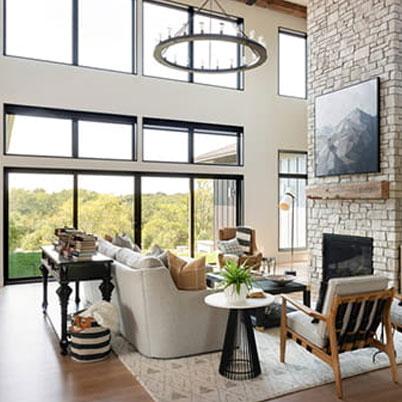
[234,0,307,19]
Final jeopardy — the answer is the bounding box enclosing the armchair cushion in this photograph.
[287,311,327,348]
[218,238,243,256]
[391,299,402,330]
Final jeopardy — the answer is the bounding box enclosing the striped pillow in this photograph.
[70,325,111,362]
[236,227,253,255]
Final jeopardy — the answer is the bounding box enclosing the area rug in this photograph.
[112,329,402,402]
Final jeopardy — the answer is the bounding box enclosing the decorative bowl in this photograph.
[265,274,296,286]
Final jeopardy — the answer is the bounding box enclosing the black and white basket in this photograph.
[70,324,111,363]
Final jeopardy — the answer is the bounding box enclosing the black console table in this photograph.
[40,245,114,355]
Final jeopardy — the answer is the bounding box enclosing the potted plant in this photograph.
[221,260,253,304]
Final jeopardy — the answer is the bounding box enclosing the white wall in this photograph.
[0,0,307,285]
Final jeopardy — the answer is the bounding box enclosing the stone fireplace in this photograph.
[307,0,402,290]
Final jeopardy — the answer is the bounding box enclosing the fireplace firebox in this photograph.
[315,233,374,313]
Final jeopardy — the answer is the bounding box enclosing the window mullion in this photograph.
[135,176,142,247]
[72,0,79,65]
[189,178,195,258]
[188,7,194,83]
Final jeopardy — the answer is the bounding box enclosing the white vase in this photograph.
[224,283,249,304]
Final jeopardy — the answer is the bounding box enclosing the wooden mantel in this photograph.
[306,181,390,201]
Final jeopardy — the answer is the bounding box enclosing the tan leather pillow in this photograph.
[167,251,206,290]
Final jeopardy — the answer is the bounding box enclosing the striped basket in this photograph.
[70,324,111,363]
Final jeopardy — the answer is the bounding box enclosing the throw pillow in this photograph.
[146,244,168,267]
[98,238,121,259]
[135,256,164,269]
[167,252,206,291]
[115,248,142,269]
[112,234,141,253]
[235,227,253,255]
[218,238,243,256]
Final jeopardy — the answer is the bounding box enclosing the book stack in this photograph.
[54,227,97,261]
[71,233,97,261]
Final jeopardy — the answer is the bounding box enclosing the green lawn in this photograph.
[9,251,41,279]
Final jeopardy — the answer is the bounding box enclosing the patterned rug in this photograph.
[112,329,402,402]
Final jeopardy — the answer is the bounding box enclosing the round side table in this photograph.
[205,292,274,380]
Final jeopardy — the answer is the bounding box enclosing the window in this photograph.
[143,1,189,81]
[143,118,243,165]
[5,0,135,73]
[7,172,74,280]
[143,127,189,163]
[5,169,242,282]
[142,0,243,89]
[193,13,239,88]
[278,151,307,250]
[78,120,133,160]
[194,178,237,263]
[5,0,72,63]
[4,105,136,160]
[78,0,133,72]
[5,113,72,157]
[142,177,190,255]
[278,28,307,99]
[78,175,135,239]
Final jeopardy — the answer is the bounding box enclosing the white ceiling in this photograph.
[287,0,307,6]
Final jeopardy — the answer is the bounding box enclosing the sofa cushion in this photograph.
[391,299,402,330]
[98,238,121,259]
[115,248,142,269]
[218,238,243,256]
[287,311,327,348]
[112,234,141,252]
[135,256,165,269]
[167,252,206,290]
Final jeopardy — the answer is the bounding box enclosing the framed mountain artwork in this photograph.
[315,78,380,177]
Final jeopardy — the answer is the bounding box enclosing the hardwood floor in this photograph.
[0,281,401,402]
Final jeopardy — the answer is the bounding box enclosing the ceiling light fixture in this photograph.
[153,0,268,74]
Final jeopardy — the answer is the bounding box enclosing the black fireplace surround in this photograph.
[315,233,374,313]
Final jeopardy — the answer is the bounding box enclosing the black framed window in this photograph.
[4,168,243,283]
[142,0,243,89]
[4,0,136,74]
[278,151,307,250]
[143,118,243,166]
[4,105,137,161]
[278,28,307,99]
[78,0,134,72]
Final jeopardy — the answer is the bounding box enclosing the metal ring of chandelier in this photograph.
[154,33,268,73]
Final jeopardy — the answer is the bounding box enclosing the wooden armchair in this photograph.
[217,227,262,270]
[280,276,398,399]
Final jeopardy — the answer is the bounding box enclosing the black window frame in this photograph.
[278,27,307,100]
[278,150,307,252]
[142,0,244,90]
[4,104,137,161]
[4,167,243,284]
[3,0,137,75]
[142,117,244,166]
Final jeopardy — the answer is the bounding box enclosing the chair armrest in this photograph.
[282,294,327,322]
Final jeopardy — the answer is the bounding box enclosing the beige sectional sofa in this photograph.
[82,241,227,359]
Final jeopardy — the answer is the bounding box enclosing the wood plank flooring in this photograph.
[0,281,401,402]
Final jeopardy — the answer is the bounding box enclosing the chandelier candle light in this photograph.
[154,0,268,73]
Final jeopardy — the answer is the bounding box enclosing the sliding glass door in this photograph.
[5,170,242,283]
[78,174,135,240]
[7,172,74,280]
[142,177,190,255]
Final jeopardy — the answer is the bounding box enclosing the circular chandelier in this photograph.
[153,0,268,74]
